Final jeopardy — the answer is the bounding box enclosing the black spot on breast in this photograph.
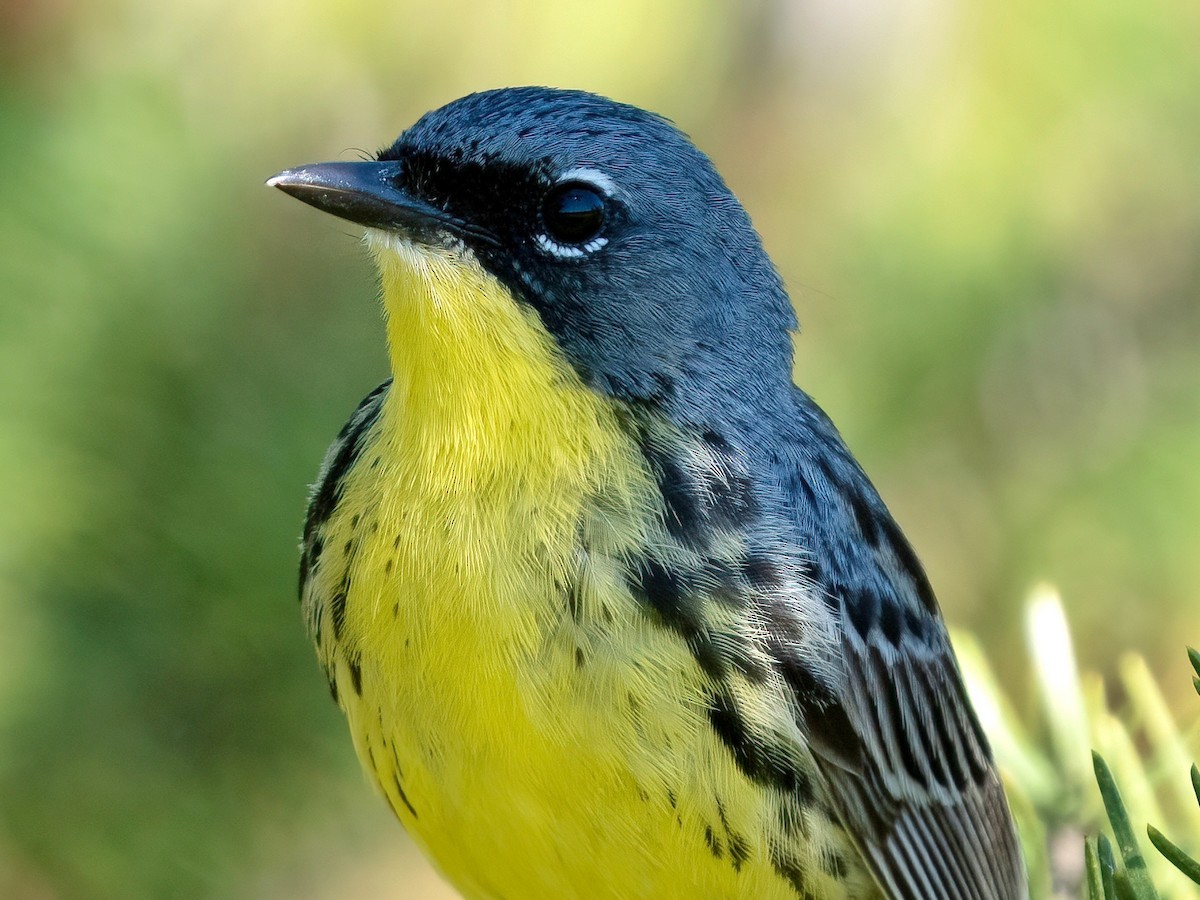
[704,558,743,607]
[730,646,770,685]
[773,653,832,706]
[628,556,761,684]
[632,420,761,554]
[761,599,805,650]
[565,577,583,622]
[705,467,758,531]
[703,824,722,858]
[707,690,814,804]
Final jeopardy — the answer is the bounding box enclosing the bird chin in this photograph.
[364,227,473,273]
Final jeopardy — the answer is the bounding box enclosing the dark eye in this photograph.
[540,182,606,246]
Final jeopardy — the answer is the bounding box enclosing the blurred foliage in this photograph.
[1078,650,1200,899]
[956,591,1199,898]
[0,0,1197,897]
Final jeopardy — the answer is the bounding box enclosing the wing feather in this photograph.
[804,622,1027,900]
[776,403,1028,899]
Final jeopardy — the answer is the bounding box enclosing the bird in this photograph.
[269,86,1027,900]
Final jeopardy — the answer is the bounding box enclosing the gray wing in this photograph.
[779,404,1028,900]
[804,621,1027,900]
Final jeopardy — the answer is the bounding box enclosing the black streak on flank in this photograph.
[706,469,758,532]
[728,831,750,872]
[393,772,418,819]
[771,850,817,900]
[654,449,705,546]
[626,556,747,683]
[298,538,317,601]
[330,583,349,641]
[347,657,363,695]
[706,690,814,805]
[637,425,760,553]
[300,380,389,597]
[626,556,700,637]
[717,802,750,873]
[822,851,849,880]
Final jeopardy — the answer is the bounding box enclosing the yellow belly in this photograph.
[303,236,873,899]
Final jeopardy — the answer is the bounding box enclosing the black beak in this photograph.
[267,161,495,246]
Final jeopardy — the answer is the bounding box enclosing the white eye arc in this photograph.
[534,233,609,258]
[558,167,618,196]
[535,168,616,260]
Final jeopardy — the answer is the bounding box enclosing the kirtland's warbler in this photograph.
[270,87,1027,899]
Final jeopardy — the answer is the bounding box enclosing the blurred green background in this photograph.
[1,0,1197,897]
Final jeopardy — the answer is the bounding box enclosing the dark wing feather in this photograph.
[805,627,1027,900]
[779,400,1027,899]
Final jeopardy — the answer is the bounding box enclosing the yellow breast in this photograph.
[301,235,872,899]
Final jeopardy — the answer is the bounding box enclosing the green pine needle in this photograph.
[1098,833,1119,900]
[1086,836,1112,900]
[1092,752,1161,899]
[1145,825,1200,885]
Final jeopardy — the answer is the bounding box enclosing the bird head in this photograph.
[270,87,796,414]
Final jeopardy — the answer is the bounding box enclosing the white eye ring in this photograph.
[534,233,608,258]
[534,167,616,259]
[557,167,618,196]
